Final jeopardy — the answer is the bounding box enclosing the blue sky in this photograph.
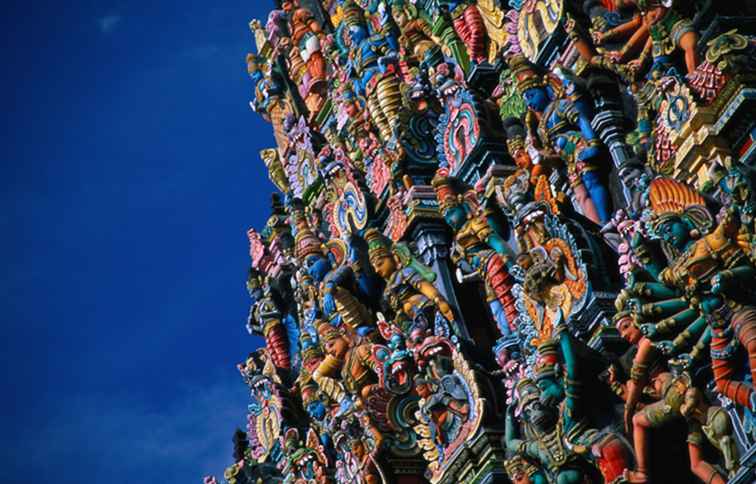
[1,2,274,482]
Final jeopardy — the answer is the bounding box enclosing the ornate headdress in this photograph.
[341,0,364,29]
[645,178,713,235]
[508,55,546,94]
[317,321,343,344]
[431,168,461,212]
[612,310,636,330]
[502,117,527,156]
[432,168,478,213]
[365,228,392,266]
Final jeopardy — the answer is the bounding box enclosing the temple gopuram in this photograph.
[205,1,756,483]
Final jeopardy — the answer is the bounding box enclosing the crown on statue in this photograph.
[365,228,392,265]
[508,55,546,94]
[317,322,343,344]
[341,0,364,29]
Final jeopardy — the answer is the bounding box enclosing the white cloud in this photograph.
[98,15,122,34]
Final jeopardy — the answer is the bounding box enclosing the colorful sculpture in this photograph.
[205,3,756,484]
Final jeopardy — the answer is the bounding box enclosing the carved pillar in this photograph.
[410,221,471,341]
[587,73,642,208]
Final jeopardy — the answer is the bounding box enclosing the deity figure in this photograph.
[642,179,756,411]
[312,322,380,412]
[432,169,519,340]
[505,329,632,484]
[623,372,736,484]
[249,274,294,370]
[389,1,444,71]
[284,2,329,112]
[364,228,456,333]
[502,117,549,186]
[509,55,612,225]
[593,0,699,75]
[247,227,299,371]
[340,0,404,143]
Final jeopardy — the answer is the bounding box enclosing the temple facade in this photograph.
[206,1,756,483]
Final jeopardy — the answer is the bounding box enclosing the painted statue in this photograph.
[509,55,612,225]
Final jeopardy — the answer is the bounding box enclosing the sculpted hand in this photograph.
[653,340,675,356]
[323,290,337,315]
[669,353,693,371]
[640,323,658,339]
[710,271,731,295]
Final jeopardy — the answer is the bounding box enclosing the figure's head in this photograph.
[645,178,713,253]
[246,268,264,303]
[305,253,332,282]
[320,327,349,360]
[516,379,557,432]
[391,3,409,27]
[508,55,548,112]
[653,215,693,251]
[523,396,557,432]
[306,397,327,421]
[523,87,550,112]
[503,117,532,170]
[503,457,535,484]
[246,53,259,74]
[366,228,397,279]
[348,24,367,44]
[614,311,642,344]
[534,342,564,406]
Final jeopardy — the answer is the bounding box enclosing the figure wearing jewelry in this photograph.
[645,178,756,412]
[593,0,699,75]
[341,0,404,143]
[311,322,381,419]
[505,329,621,484]
[509,55,612,225]
[364,228,456,333]
[432,169,518,340]
[389,1,444,71]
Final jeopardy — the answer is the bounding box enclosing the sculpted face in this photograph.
[306,254,332,282]
[523,399,557,433]
[349,25,367,45]
[307,399,327,421]
[617,316,642,344]
[657,217,692,251]
[523,87,549,113]
[325,336,349,360]
[442,204,467,231]
[372,255,397,279]
[512,147,532,170]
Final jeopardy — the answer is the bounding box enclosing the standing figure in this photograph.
[341,0,404,143]
[432,170,519,339]
[509,55,612,225]
[282,2,328,113]
[364,228,456,333]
